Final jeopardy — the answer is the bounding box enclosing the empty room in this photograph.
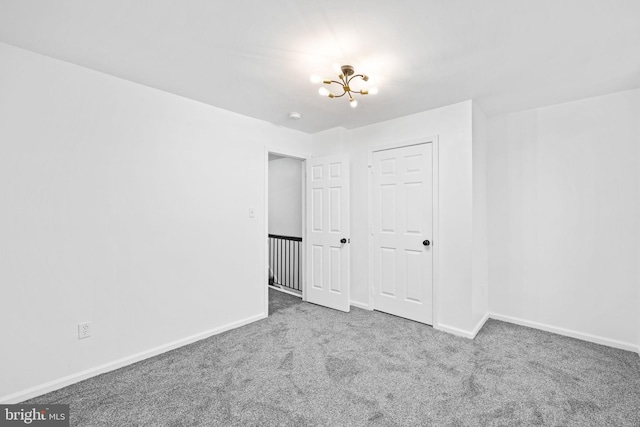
[1,1,639,426]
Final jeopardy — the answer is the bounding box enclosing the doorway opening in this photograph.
[266,152,305,303]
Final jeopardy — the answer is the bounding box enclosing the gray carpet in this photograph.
[25,288,640,426]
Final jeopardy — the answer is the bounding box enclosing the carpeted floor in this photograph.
[25,288,640,426]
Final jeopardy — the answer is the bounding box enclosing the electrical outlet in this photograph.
[78,322,91,339]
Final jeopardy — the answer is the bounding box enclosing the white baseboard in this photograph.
[435,323,472,339]
[470,313,490,338]
[350,300,371,310]
[268,284,302,298]
[435,313,489,340]
[489,312,640,354]
[0,313,267,404]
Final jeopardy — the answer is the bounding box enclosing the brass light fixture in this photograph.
[310,64,378,108]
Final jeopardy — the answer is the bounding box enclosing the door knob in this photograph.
[423,240,430,246]
[340,238,347,244]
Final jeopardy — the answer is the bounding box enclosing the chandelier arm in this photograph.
[346,74,367,85]
[327,81,348,96]
[339,74,354,97]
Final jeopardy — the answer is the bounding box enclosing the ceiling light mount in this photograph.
[310,64,378,108]
[340,65,355,77]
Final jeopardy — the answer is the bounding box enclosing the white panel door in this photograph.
[372,143,433,324]
[306,154,350,312]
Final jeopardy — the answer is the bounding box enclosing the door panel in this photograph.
[329,187,342,231]
[312,188,323,231]
[372,143,433,324]
[405,249,423,302]
[306,154,350,311]
[329,246,342,292]
[312,245,323,289]
[380,248,396,296]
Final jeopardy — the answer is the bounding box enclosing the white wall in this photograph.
[268,157,302,237]
[309,126,350,156]
[487,88,640,351]
[0,42,310,402]
[472,102,489,328]
[313,101,483,335]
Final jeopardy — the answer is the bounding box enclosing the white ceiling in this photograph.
[1,0,639,134]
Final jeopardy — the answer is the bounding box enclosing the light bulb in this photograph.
[309,74,322,84]
[332,63,342,75]
[318,87,330,97]
[368,87,379,95]
[350,98,358,108]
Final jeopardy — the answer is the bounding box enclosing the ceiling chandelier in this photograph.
[310,64,378,108]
